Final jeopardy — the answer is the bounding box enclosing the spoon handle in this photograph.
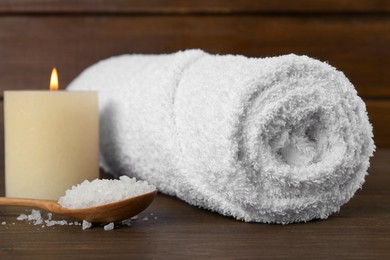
[0,197,62,213]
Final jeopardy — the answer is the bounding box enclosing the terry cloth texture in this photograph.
[68,50,375,224]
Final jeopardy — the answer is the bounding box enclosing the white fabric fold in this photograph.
[68,50,374,223]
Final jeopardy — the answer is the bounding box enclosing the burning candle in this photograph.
[4,68,99,200]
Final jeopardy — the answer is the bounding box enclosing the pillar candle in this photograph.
[4,80,99,200]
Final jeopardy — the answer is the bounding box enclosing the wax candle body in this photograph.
[4,91,99,200]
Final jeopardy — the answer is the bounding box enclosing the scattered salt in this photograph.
[142,216,149,221]
[1,221,6,225]
[104,222,114,231]
[45,219,68,227]
[26,210,43,225]
[58,175,156,209]
[14,207,147,230]
[17,210,72,228]
[121,219,132,226]
[82,220,92,230]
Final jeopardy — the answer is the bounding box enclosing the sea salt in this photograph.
[1,221,6,225]
[58,175,156,209]
[82,220,92,230]
[17,210,75,228]
[121,219,132,226]
[27,209,43,225]
[16,214,28,220]
[45,219,68,227]
[103,222,114,231]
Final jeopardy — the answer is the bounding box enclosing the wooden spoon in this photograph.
[0,190,157,223]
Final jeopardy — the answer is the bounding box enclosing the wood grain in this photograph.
[0,0,389,14]
[0,2,388,258]
[366,100,390,148]
[0,150,389,259]
[0,16,389,98]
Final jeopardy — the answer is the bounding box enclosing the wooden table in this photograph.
[0,150,389,259]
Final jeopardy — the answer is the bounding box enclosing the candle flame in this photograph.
[50,67,59,91]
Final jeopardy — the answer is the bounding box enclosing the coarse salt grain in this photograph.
[58,175,156,209]
[82,220,92,230]
[104,222,114,231]
[121,219,132,226]
[45,220,68,227]
[1,221,6,225]
[17,210,74,228]
[27,210,43,225]
[17,214,28,221]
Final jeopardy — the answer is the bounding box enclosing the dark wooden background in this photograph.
[0,0,389,147]
[0,1,389,259]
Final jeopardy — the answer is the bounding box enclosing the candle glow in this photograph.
[50,67,59,91]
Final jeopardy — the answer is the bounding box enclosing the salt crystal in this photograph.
[103,222,114,231]
[1,221,6,225]
[45,221,56,227]
[154,217,158,220]
[82,220,92,230]
[58,175,156,209]
[142,217,149,221]
[23,209,43,225]
[121,219,132,226]
[45,219,68,226]
[15,207,140,230]
[131,215,138,220]
[28,210,42,222]
[19,214,28,221]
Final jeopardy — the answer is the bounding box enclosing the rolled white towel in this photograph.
[68,50,374,224]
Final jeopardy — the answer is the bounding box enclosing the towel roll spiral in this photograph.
[68,50,374,223]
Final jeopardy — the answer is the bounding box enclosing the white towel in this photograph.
[68,50,374,224]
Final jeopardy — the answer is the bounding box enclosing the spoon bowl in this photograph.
[0,190,157,223]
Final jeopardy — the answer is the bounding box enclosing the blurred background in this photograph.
[0,0,389,148]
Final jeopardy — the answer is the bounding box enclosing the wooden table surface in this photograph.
[0,150,389,259]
